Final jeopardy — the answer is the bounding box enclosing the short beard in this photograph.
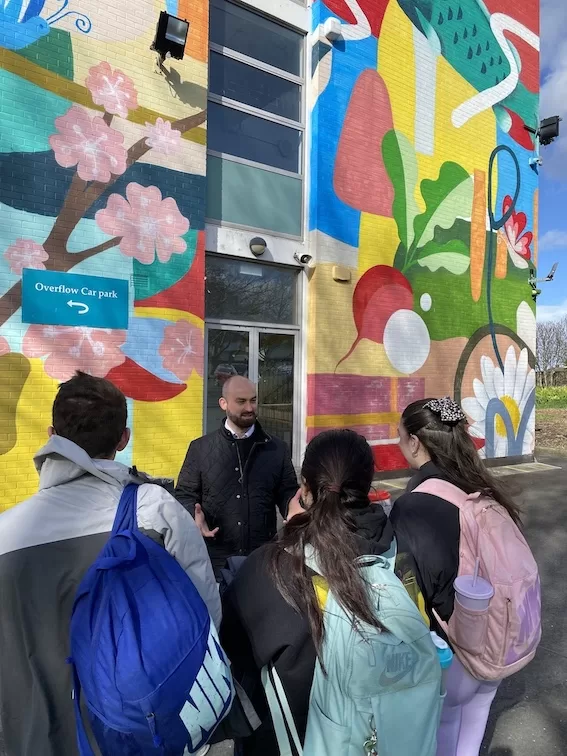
[227,410,256,429]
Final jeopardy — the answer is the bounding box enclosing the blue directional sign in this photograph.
[22,270,129,329]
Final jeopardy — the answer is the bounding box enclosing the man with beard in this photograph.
[176,376,299,577]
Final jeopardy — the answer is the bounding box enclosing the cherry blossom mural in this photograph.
[0,0,209,507]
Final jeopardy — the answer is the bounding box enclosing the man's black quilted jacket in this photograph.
[175,422,298,576]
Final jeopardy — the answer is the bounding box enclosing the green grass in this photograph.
[536,386,567,409]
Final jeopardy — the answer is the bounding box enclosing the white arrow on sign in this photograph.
[67,300,89,315]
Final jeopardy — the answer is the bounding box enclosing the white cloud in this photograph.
[539,230,567,250]
[537,299,567,322]
[540,0,567,179]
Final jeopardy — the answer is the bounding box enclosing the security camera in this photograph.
[529,156,543,167]
[294,253,313,265]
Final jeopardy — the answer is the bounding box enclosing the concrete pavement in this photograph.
[212,451,567,756]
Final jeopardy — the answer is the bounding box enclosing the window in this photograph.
[207,0,304,237]
[205,255,298,325]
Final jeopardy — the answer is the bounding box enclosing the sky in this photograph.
[537,0,567,321]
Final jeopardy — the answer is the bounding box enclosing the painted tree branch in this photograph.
[0,108,206,327]
[0,238,122,326]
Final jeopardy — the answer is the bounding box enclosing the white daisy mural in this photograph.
[463,346,536,459]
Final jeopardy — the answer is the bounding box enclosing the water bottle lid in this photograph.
[430,631,453,669]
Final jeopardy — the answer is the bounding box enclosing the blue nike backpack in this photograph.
[68,483,234,755]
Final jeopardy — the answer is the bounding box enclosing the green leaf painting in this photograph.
[417,240,471,274]
[382,130,419,251]
[383,130,474,276]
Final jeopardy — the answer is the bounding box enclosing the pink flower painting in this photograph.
[159,320,204,381]
[22,325,126,380]
[0,336,10,357]
[145,118,182,155]
[4,239,49,275]
[49,106,128,183]
[501,195,533,269]
[86,61,139,119]
[95,182,189,264]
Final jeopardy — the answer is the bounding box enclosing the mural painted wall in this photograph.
[307,0,539,470]
[0,0,208,509]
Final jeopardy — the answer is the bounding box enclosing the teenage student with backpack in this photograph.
[393,397,541,756]
[0,372,226,756]
[220,429,444,756]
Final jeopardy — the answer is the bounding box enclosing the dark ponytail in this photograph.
[402,399,522,525]
[267,430,384,657]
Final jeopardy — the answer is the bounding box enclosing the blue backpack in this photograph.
[69,483,234,755]
[263,543,443,756]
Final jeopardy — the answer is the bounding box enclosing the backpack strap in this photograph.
[261,665,303,756]
[70,483,141,755]
[111,482,139,534]
[413,479,476,509]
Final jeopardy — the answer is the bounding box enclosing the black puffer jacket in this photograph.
[175,422,298,575]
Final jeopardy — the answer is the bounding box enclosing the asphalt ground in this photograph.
[212,451,567,756]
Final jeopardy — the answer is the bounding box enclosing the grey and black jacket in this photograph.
[0,436,220,756]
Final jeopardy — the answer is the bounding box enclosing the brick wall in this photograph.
[307,0,539,469]
[0,1,208,509]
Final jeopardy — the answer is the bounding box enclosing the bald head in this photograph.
[220,375,258,430]
[222,375,256,400]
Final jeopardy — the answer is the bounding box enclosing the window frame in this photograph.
[206,0,306,238]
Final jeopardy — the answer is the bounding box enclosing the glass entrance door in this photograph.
[205,325,297,453]
[258,332,294,450]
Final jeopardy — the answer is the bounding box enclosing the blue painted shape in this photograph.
[495,129,538,237]
[121,317,184,385]
[0,0,50,50]
[308,1,378,247]
[0,151,206,229]
[0,70,71,153]
[22,269,129,328]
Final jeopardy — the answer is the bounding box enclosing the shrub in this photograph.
[536,386,567,409]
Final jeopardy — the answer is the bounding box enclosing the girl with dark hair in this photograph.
[392,397,524,756]
[220,429,428,756]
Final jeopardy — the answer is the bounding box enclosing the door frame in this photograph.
[204,319,301,464]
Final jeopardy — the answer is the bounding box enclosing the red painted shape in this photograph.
[337,266,413,368]
[135,231,205,319]
[483,0,539,93]
[334,69,394,215]
[106,358,187,402]
[471,436,486,452]
[322,0,390,38]
[505,108,536,151]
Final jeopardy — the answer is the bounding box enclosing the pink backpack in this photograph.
[415,479,541,681]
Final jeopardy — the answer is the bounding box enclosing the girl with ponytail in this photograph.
[220,429,402,755]
[393,397,522,756]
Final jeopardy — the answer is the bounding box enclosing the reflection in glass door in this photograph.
[206,328,249,432]
[205,326,296,454]
[258,332,294,451]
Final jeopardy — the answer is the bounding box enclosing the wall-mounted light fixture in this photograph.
[249,237,267,256]
[151,12,189,63]
[525,116,562,172]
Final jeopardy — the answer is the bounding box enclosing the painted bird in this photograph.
[0,0,49,50]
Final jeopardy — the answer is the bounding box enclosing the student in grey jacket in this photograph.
[0,372,220,756]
